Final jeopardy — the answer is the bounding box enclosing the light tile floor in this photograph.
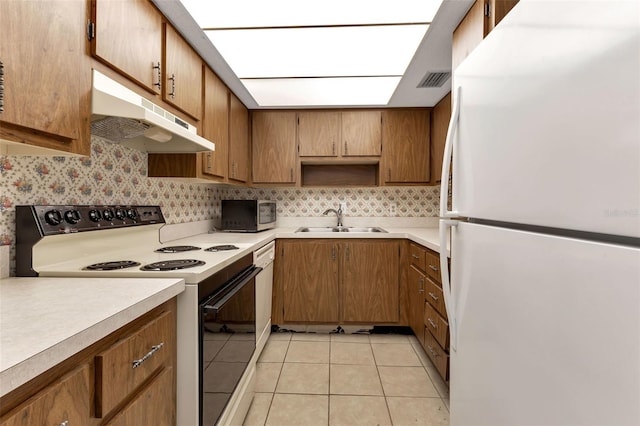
[243,332,449,426]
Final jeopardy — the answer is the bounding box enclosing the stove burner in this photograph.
[204,245,240,252]
[84,260,141,271]
[155,245,202,253]
[140,259,205,271]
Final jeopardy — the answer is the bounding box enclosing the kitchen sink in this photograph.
[295,226,387,233]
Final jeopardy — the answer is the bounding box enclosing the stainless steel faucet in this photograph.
[322,207,344,227]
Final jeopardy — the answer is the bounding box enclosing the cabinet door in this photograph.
[408,266,426,346]
[430,93,451,184]
[0,365,91,426]
[382,110,430,184]
[342,240,400,323]
[92,0,162,94]
[281,241,339,322]
[202,67,229,180]
[0,0,90,154]
[163,24,202,119]
[105,367,174,426]
[298,111,340,157]
[229,94,250,183]
[452,0,519,70]
[341,111,382,156]
[252,111,297,184]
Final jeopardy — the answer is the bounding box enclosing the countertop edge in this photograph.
[0,279,185,397]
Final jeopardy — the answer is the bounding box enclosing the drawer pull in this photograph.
[411,254,420,259]
[419,278,425,293]
[132,342,164,369]
[428,292,439,301]
[429,265,439,272]
[427,345,439,358]
[59,421,69,426]
[427,318,438,329]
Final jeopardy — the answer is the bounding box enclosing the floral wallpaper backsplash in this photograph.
[1,135,439,275]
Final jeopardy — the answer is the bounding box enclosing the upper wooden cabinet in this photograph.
[229,93,250,183]
[0,0,91,155]
[91,0,163,94]
[381,109,431,184]
[452,0,519,70]
[201,67,229,180]
[430,93,451,184]
[252,111,297,185]
[298,111,341,157]
[163,24,202,120]
[341,111,382,156]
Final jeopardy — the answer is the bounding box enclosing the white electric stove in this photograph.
[16,205,262,426]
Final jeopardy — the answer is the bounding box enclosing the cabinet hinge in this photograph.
[87,20,95,41]
[484,1,491,17]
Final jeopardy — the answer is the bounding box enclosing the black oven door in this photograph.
[199,265,261,426]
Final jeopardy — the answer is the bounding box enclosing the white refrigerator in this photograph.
[439,1,640,425]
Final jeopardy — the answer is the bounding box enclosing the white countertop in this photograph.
[0,225,444,397]
[0,277,185,397]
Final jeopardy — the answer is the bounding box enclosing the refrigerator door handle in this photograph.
[439,219,458,351]
[440,86,461,218]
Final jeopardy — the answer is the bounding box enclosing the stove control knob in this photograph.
[102,209,114,221]
[88,209,102,222]
[64,210,81,224]
[126,208,138,220]
[115,208,126,220]
[44,209,63,226]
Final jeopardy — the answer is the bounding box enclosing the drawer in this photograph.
[425,251,441,283]
[425,276,447,318]
[409,242,427,272]
[95,310,174,416]
[105,367,174,426]
[424,301,449,349]
[424,328,449,381]
[0,365,91,426]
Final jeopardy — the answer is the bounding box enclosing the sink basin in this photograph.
[295,226,387,233]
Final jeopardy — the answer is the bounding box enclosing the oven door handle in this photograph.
[203,266,262,314]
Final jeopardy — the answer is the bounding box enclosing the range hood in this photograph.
[90,70,215,153]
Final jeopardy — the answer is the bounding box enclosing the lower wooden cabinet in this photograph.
[0,299,177,426]
[274,239,401,324]
[406,242,450,382]
[0,365,91,426]
[105,367,174,426]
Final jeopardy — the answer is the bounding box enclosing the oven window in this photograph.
[200,272,256,426]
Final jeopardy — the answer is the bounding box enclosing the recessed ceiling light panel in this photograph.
[241,77,402,107]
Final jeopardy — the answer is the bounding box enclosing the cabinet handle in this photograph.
[428,292,439,301]
[132,342,164,369]
[152,61,161,90]
[419,278,425,293]
[331,246,336,261]
[290,168,293,182]
[0,60,4,113]
[429,265,439,272]
[427,318,438,329]
[168,73,176,98]
[345,245,350,261]
[344,141,348,155]
[232,162,236,178]
[59,421,69,426]
[411,254,420,259]
[332,141,335,155]
[388,168,391,181]
[427,345,439,358]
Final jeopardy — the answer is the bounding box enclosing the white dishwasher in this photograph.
[253,241,275,357]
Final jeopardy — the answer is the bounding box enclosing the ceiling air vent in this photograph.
[417,71,451,88]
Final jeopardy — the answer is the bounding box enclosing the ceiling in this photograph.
[152,0,474,109]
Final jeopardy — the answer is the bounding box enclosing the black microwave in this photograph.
[220,200,277,232]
